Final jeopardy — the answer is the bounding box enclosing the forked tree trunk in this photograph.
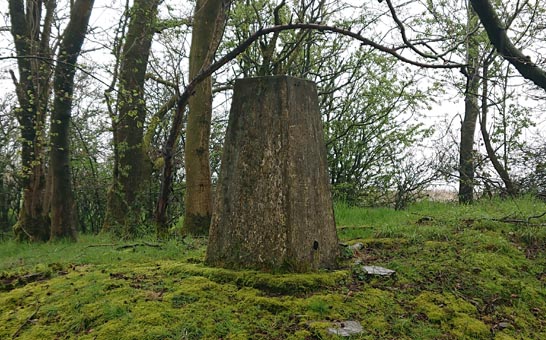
[206,76,339,272]
[9,0,55,241]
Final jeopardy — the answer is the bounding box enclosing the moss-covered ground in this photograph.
[1,197,545,339]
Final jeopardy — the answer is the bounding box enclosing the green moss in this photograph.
[413,292,493,338]
[307,295,344,318]
[367,315,390,334]
[494,331,517,340]
[160,262,350,294]
[415,292,477,315]
[288,329,313,339]
[452,314,490,338]
[306,321,332,337]
[423,240,450,249]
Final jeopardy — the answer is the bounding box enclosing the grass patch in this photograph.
[1,196,545,339]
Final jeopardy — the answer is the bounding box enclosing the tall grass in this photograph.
[334,195,546,242]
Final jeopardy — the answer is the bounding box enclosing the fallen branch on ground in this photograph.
[115,242,162,250]
[83,243,117,248]
[491,217,546,226]
[84,242,162,250]
[410,211,546,227]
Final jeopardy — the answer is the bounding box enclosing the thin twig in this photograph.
[526,211,546,223]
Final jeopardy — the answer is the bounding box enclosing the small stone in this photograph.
[349,242,364,251]
[328,320,363,337]
[362,265,395,276]
[498,322,511,329]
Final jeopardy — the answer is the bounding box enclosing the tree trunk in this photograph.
[9,0,55,241]
[479,62,518,197]
[459,97,479,203]
[49,0,94,240]
[459,8,480,204]
[183,0,227,236]
[0,174,8,232]
[103,0,159,237]
[206,76,339,272]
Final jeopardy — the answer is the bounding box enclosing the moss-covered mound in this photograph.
[1,197,545,339]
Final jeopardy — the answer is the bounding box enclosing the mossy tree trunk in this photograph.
[103,0,159,237]
[206,76,339,272]
[8,0,56,241]
[48,0,95,241]
[183,0,227,235]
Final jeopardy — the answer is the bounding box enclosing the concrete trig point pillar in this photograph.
[205,76,339,272]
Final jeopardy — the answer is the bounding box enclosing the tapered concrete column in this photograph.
[205,76,339,272]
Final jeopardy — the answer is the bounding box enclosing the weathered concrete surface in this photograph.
[205,76,339,272]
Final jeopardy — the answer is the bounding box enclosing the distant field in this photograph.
[1,197,545,339]
[422,189,458,202]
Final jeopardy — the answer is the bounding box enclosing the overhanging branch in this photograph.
[178,23,464,108]
[470,0,546,91]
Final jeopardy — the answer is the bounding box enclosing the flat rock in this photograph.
[328,320,363,337]
[349,242,364,251]
[362,265,395,276]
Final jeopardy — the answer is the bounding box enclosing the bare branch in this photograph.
[180,22,464,109]
[145,72,178,89]
[384,0,440,60]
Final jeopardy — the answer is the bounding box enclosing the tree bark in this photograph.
[183,0,227,235]
[206,76,339,272]
[470,0,546,91]
[49,0,94,241]
[103,0,159,237]
[9,0,55,241]
[459,8,481,204]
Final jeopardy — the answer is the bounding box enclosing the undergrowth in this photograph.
[1,196,545,339]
